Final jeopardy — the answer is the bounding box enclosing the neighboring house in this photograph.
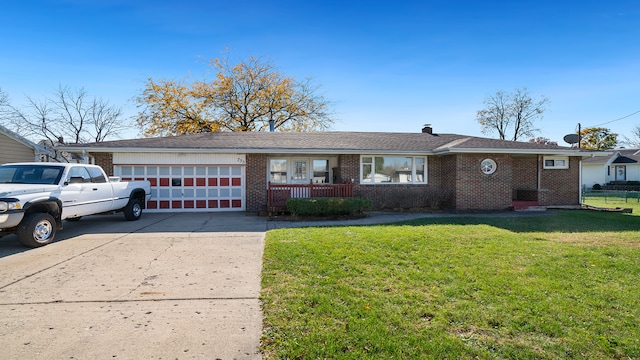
[0,124,51,164]
[57,126,600,213]
[581,149,640,189]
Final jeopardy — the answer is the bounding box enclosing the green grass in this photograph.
[260,210,640,359]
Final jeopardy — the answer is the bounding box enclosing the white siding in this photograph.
[582,164,606,189]
[113,152,246,165]
[627,165,640,182]
[0,134,36,164]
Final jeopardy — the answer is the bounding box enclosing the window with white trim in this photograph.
[268,157,334,184]
[360,156,427,184]
[543,156,569,169]
[269,159,288,184]
[480,158,497,175]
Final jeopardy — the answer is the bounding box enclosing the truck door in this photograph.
[61,166,113,217]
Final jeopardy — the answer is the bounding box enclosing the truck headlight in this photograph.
[0,201,20,212]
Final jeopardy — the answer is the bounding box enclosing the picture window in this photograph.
[360,156,427,184]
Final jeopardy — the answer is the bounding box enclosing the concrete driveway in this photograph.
[0,212,266,360]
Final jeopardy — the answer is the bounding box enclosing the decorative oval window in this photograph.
[481,158,497,175]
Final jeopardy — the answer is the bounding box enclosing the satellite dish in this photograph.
[563,134,580,145]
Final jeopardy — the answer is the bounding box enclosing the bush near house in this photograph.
[286,197,372,216]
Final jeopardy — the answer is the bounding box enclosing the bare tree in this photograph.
[90,97,124,143]
[0,87,14,124]
[0,88,9,110]
[5,86,130,162]
[628,125,640,147]
[476,87,548,141]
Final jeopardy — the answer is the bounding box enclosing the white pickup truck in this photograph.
[0,162,151,248]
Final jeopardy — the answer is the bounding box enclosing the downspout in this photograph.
[536,155,542,206]
[81,149,95,165]
[579,160,583,204]
[537,155,541,189]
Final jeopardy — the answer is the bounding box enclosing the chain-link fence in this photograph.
[582,190,640,204]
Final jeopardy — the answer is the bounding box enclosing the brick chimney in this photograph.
[421,124,432,134]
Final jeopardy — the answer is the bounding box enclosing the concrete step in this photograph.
[514,205,547,212]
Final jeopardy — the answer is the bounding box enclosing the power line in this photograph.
[590,109,640,127]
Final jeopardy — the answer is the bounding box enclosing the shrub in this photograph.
[286,197,372,216]
[355,186,451,210]
[592,183,602,190]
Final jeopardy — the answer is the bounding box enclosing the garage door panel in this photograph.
[116,165,245,212]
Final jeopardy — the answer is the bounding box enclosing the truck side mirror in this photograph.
[67,176,85,185]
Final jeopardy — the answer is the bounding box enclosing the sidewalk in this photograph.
[267,210,553,230]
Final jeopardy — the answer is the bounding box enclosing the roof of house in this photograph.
[581,149,640,165]
[57,131,600,156]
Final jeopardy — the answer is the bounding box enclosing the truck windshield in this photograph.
[0,165,65,185]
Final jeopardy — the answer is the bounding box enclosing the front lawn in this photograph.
[261,210,640,359]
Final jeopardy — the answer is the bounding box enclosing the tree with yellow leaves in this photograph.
[580,127,618,150]
[135,55,334,136]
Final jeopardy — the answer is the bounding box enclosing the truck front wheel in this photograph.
[17,213,57,248]
[123,198,143,221]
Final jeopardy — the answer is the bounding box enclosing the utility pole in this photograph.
[578,123,581,149]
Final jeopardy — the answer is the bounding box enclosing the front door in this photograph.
[289,159,310,198]
[615,166,626,181]
[291,159,309,184]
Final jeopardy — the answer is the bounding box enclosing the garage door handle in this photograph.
[93,188,98,191]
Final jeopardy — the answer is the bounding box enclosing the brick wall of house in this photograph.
[106,150,579,213]
[337,154,359,183]
[427,156,442,189]
[438,155,457,209]
[511,155,538,191]
[246,153,268,212]
[538,156,580,206]
[454,153,513,210]
[91,152,114,176]
[356,184,444,209]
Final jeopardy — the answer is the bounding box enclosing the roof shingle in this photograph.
[60,131,579,155]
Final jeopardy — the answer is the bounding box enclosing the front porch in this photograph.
[512,189,547,211]
[267,182,355,213]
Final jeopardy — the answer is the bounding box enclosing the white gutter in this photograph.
[432,147,607,157]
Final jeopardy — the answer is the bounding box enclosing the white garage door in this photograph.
[116,165,245,212]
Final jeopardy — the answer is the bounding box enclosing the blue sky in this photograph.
[1,0,639,144]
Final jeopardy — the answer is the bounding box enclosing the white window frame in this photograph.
[543,156,569,169]
[480,158,497,175]
[268,159,288,184]
[360,155,428,185]
[268,157,335,185]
